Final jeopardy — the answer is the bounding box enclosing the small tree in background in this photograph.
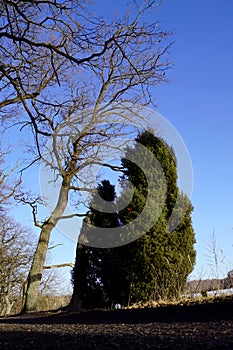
[0,214,69,315]
[0,145,20,212]
[0,216,35,316]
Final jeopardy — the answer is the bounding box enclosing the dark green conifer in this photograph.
[118,130,196,301]
[71,130,196,308]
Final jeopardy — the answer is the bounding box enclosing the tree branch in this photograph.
[0,32,116,67]
[48,243,63,250]
[57,213,87,221]
[43,263,74,269]
[15,195,43,228]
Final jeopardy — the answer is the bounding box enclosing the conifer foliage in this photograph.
[71,180,128,308]
[71,131,196,308]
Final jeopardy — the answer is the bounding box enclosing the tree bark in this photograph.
[23,182,69,312]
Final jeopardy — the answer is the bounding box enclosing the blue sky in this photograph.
[8,0,233,285]
[155,0,233,278]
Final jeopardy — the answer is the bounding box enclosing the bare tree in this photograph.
[0,0,172,153]
[0,144,31,316]
[0,144,66,314]
[0,146,20,211]
[40,243,74,297]
[0,215,35,316]
[0,215,70,315]
[1,0,173,311]
[205,230,226,287]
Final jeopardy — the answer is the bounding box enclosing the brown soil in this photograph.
[0,296,233,349]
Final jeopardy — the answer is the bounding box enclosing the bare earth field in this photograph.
[0,297,233,349]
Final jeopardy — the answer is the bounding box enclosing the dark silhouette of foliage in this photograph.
[71,130,196,308]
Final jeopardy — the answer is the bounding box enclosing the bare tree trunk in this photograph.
[23,222,54,312]
[23,182,69,312]
[0,294,14,316]
[5,294,14,316]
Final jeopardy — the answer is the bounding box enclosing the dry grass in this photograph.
[125,294,233,310]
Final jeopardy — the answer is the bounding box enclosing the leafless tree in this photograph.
[0,215,35,316]
[0,145,67,314]
[0,0,172,156]
[0,146,20,211]
[0,215,70,315]
[205,230,226,287]
[0,144,30,316]
[1,0,173,311]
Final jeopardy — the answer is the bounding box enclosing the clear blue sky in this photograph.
[8,0,233,285]
[156,0,233,279]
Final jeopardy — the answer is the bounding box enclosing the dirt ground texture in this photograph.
[0,297,233,349]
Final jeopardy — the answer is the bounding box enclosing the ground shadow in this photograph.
[1,297,233,325]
